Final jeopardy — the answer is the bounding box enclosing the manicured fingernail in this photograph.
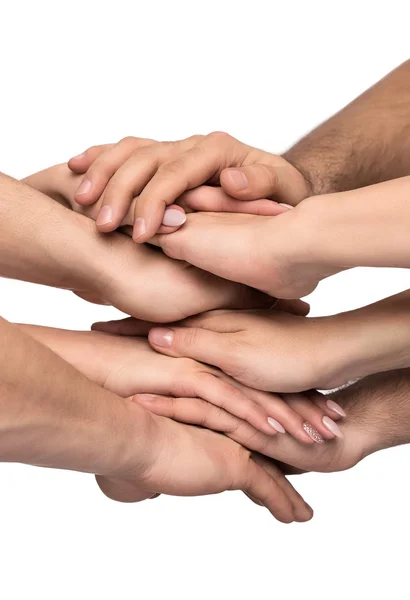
[96,205,113,226]
[133,217,147,241]
[149,328,174,347]
[278,203,294,210]
[76,178,92,195]
[322,416,344,439]
[70,152,86,161]
[162,209,187,227]
[302,422,324,444]
[226,168,248,191]
[326,399,346,417]
[267,417,285,433]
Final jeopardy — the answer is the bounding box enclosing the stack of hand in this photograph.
[3,59,410,523]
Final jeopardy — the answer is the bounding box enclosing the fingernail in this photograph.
[133,217,147,241]
[322,416,344,439]
[302,422,324,444]
[278,203,294,210]
[96,205,113,226]
[162,209,187,227]
[326,399,346,417]
[267,417,285,434]
[76,178,92,195]
[70,152,86,161]
[226,168,248,191]
[149,328,174,347]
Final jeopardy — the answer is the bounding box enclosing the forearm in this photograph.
[16,324,116,387]
[22,164,72,207]
[0,316,150,474]
[0,171,109,290]
[284,60,410,197]
[296,176,410,270]
[320,290,410,388]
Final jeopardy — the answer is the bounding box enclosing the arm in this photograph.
[135,368,410,477]
[0,171,266,320]
[0,317,304,520]
[285,59,410,196]
[144,289,410,393]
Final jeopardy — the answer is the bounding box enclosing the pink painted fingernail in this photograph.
[278,203,294,210]
[267,417,285,433]
[326,399,346,417]
[149,328,174,347]
[76,178,92,195]
[322,416,344,439]
[96,205,113,226]
[302,422,324,444]
[162,209,187,227]
[133,217,147,241]
[226,168,248,191]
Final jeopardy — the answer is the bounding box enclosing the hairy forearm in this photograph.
[284,60,410,197]
[0,171,109,290]
[331,369,410,455]
[0,316,150,474]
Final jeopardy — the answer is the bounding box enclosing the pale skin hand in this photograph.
[1,317,310,521]
[140,290,410,393]
[1,171,273,321]
[133,369,410,477]
[67,134,307,241]
[19,325,343,444]
[66,61,410,241]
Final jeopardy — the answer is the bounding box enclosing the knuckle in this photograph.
[177,327,201,352]
[207,131,232,145]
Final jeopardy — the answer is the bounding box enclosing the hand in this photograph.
[133,369,408,478]
[96,406,313,523]
[25,326,340,444]
[67,134,310,241]
[149,210,341,299]
[140,309,357,393]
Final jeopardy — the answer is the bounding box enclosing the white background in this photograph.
[1,1,410,598]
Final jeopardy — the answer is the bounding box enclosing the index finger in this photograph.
[133,132,249,242]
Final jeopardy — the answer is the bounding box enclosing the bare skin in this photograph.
[133,368,410,476]
[66,59,410,239]
[0,316,311,522]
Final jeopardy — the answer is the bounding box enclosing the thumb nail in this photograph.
[149,328,174,347]
[225,168,248,191]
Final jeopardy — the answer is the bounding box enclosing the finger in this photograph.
[74,137,154,206]
[193,372,284,437]
[229,386,318,445]
[97,139,197,232]
[148,326,233,370]
[285,393,344,441]
[91,317,156,336]
[308,390,346,421]
[68,144,114,173]
[220,160,308,204]
[134,393,311,520]
[133,132,248,242]
[178,186,290,217]
[239,457,295,523]
[251,454,313,522]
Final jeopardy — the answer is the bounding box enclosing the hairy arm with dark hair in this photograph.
[285,59,410,197]
[133,368,410,476]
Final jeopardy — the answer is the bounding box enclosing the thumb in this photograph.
[220,161,309,205]
[148,326,233,371]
